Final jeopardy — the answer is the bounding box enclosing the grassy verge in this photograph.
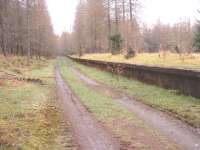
[66,58,200,128]
[78,53,200,70]
[0,55,47,77]
[58,58,179,150]
[0,58,76,150]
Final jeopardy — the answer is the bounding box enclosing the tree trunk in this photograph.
[26,0,31,62]
[115,0,119,32]
[107,0,111,51]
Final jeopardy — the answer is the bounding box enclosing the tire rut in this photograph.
[55,67,120,150]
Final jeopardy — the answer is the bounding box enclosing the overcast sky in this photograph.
[46,0,78,35]
[46,0,199,35]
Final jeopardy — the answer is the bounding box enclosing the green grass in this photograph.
[66,58,200,128]
[78,53,200,70]
[58,58,179,150]
[0,58,76,150]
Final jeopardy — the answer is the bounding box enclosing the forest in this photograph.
[1,0,200,58]
[0,0,56,58]
[59,0,200,57]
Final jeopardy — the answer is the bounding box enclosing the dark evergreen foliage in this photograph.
[110,33,123,55]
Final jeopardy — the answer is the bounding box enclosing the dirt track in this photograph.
[55,67,120,150]
[72,68,200,150]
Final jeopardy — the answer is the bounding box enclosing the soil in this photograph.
[55,67,120,150]
[72,68,200,150]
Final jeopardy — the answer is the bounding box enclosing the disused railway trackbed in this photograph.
[55,67,120,150]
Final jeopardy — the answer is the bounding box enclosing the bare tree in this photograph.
[0,0,56,58]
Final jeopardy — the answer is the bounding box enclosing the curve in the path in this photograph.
[72,68,200,150]
[56,68,120,150]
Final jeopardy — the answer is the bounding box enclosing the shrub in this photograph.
[110,33,123,55]
[125,47,136,59]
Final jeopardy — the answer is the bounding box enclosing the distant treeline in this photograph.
[58,0,200,56]
[0,0,57,58]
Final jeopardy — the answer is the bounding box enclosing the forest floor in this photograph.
[78,53,200,70]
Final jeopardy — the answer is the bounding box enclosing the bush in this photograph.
[110,33,123,55]
[174,46,181,54]
[125,47,136,59]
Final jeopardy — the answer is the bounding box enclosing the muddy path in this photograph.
[55,67,120,150]
[72,68,200,150]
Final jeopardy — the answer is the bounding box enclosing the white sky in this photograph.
[46,0,199,35]
[142,0,199,26]
[46,0,78,35]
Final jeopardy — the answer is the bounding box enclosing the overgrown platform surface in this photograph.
[78,53,200,70]
[0,56,77,149]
